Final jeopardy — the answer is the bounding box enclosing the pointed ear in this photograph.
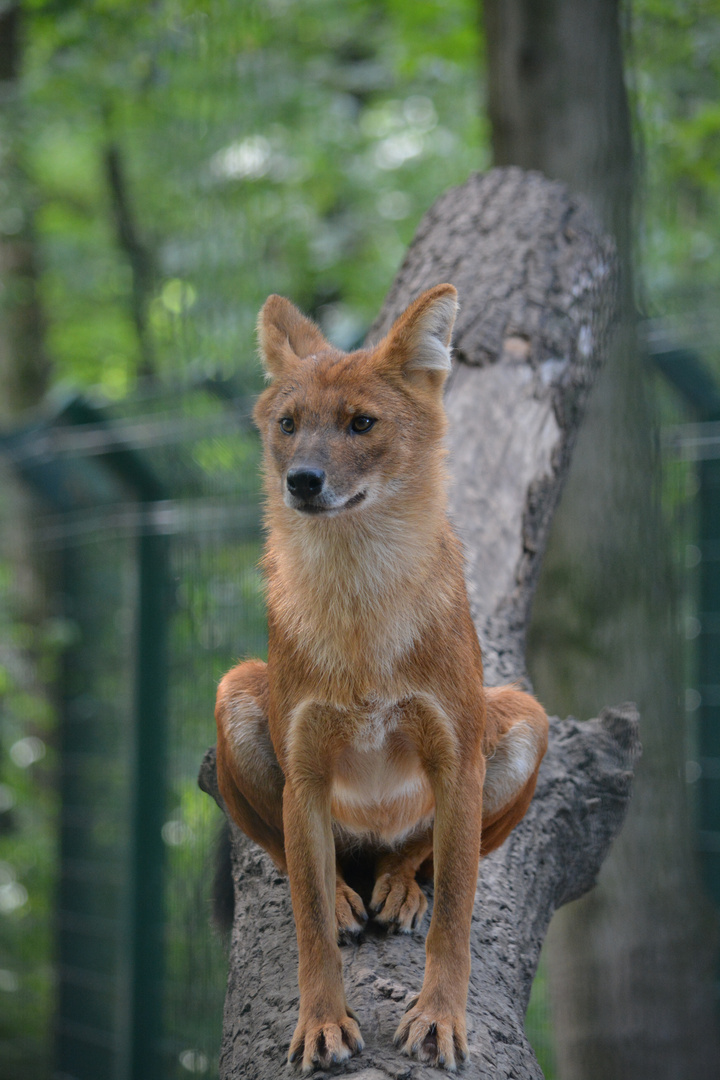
[379,284,458,384]
[257,295,328,379]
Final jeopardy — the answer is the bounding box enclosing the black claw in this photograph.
[338,924,365,945]
[454,1033,468,1061]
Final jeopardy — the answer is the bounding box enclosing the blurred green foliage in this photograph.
[0,547,59,1080]
[1,1,719,1078]
[632,0,720,361]
[18,0,485,396]
[7,0,717,390]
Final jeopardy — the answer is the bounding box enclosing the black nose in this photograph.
[286,467,325,500]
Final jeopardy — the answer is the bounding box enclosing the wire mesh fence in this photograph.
[1,351,718,1080]
[0,384,265,1080]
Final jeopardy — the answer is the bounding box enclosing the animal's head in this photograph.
[253,284,458,519]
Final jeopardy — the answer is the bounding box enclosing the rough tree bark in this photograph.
[484,4,720,1076]
[199,168,638,1079]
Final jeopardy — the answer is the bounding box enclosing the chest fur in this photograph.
[266,512,460,686]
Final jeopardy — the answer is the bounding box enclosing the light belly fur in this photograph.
[330,718,434,844]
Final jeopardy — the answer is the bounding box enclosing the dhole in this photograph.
[215,284,548,1072]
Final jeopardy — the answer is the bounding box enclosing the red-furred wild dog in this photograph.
[215,284,549,1072]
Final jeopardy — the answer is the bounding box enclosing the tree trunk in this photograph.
[199,168,636,1079]
[483,2,720,1077]
[485,0,633,275]
[0,1,51,620]
[0,1,50,419]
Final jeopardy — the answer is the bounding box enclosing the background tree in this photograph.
[0,1,49,415]
[484,1,719,1077]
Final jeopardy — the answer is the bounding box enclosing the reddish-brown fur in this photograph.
[215,285,549,1072]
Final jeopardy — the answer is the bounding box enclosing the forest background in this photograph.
[1,1,719,1079]
[2,0,718,400]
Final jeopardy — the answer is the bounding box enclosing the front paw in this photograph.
[393,995,468,1071]
[370,870,428,933]
[288,1012,364,1073]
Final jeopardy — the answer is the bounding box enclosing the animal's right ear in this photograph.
[257,295,328,379]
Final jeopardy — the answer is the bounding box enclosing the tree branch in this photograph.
[103,141,157,381]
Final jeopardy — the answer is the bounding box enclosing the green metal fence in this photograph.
[654,341,720,917]
[0,384,266,1080]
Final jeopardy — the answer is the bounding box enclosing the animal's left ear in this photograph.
[378,284,458,385]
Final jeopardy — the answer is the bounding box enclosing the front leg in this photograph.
[394,757,484,1071]
[283,778,363,1072]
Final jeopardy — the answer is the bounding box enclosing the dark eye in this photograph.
[279,417,295,434]
[350,416,375,434]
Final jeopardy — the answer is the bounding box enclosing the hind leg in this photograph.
[370,827,433,933]
[481,685,549,856]
[215,660,287,869]
[215,660,367,936]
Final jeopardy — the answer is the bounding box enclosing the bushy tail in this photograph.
[211,819,234,937]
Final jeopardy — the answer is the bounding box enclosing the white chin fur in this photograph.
[284,489,369,515]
